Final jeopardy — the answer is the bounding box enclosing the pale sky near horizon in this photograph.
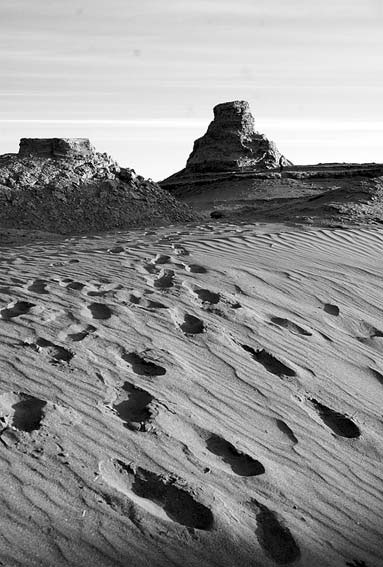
[1,0,383,180]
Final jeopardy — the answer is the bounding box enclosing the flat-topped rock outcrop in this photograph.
[18,138,95,159]
[0,138,197,234]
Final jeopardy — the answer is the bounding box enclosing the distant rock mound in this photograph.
[186,100,291,173]
[0,138,197,234]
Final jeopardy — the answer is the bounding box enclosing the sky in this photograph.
[1,0,383,180]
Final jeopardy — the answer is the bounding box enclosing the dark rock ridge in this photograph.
[186,100,291,173]
[0,138,197,234]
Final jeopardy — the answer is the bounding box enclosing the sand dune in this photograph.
[0,222,382,567]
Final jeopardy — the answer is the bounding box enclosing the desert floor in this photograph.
[0,221,382,567]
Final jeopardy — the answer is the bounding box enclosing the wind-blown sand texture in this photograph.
[0,222,382,567]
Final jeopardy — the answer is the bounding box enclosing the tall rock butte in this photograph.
[186,100,291,173]
[161,100,292,193]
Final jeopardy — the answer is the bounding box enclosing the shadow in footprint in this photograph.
[324,303,340,316]
[108,246,125,253]
[206,434,265,476]
[68,325,96,342]
[180,314,205,335]
[194,289,220,305]
[185,264,207,274]
[66,281,85,291]
[154,269,175,289]
[34,338,74,364]
[241,344,296,378]
[151,254,171,265]
[122,352,166,376]
[115,461,214,530]
[271,317,312,337]
[275,419,298,444]
[114,383,154,431]
[370,368,383,385]
[12,395,47,432]
[146,300,167,310]
[1,301,35,320]
[253,499,301,565]
[88,303,112,320]
[28,280,48,295]
[310,398,360,438]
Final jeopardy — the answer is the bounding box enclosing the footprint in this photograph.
[68,325,96,342]
[253,499,301,564]
[87,290,108,297]
[324,303,340,316]
[1,300,35,321]
[241,344,296,378]
[206,434,265,476]
[370,368,383,385]
[180,314,205,335]
[275,419,298,445]
[153,269,175,289]
[122,352,166,376]
[309,398,360,438]
[171,245,189,256]
[66,281,85,291]
[0,392,46,433]
[145,299,167,310]
[270,317,312,337]
[151,254,171,265]
[113,383,155,431]
[27,338,74,364]
[99,459,214,530]
[143,263,158,274]
[357,325,383,343]
[108,246,125,254]
[87,303,112,320]
[129,293,141,305]
[27,280,49,295]
[193,288,220,305]
[184,264,207,274]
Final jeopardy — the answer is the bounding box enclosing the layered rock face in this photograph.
[18,138,95,159]
[0,138,197,234]
[186,100,291,173]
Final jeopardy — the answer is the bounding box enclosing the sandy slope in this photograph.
[0,221,382,567]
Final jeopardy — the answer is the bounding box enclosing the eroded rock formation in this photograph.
[186,100,291,173]
[0,138,197,234]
